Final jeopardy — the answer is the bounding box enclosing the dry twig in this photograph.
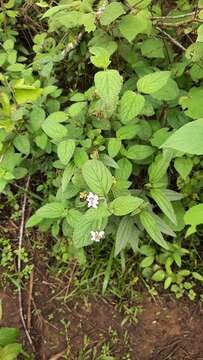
[156,26,186,51]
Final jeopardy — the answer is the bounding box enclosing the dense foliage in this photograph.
[0,0,203,296]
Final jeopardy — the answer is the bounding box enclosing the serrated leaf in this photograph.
[125,144,155,160]
[42,119,67,139]
[111,195,144,216]
[174,157,193,180]
[161,118,203,155]
[150,188,177,224]
[139,211,169,250]
[57,139,75,165]
[95,69,123,105]
[13,134,30,155]
[90,47,110,69]
[100,2,125,26]
[137,71,171,94]
[118,91,145,124]
[35,202,65,219]
[115,216,139,256]
[82,159,112,196]
[149,149,173,185]
[119,10,151,42]
[108,138,121,158]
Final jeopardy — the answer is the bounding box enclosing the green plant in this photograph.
[0,327,31,359]
[0,0,203,294]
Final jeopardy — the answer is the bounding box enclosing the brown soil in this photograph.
[1,259,203,360]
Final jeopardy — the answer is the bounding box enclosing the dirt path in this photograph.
[1,280,203,359]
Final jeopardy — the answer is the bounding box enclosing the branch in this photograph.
[17,175,35,352]
[156,26,186,51]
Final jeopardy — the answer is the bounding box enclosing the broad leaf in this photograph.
[13,135,30,155]
[125,145,155,160]
[174,157,193,180]
[111,195,144,216]
[57,139,75,165]
[95,69,123,104]
[42,119,67,139]
[162,118,203,155]
[35,202,64,219]
[179,87,203,119]
[90,47,110,69]
[82,159,113,196]
[119,10,151,42]
[137,71,171,94]
[100,2,125,26]
[184,204,203,237]
[118,91,145,123]
[108,138,121,158]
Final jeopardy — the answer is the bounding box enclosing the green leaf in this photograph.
[82,159,113,196]
[149,149,173,185]
[119,10,152,42]
[89,47,110,69]
[150,188,177,225]
[100,2,125,26]
[0,343,22,360]
[125,144,155,160]
[73,205,109,248]
[115,216,139,256]
[140,38,164,58]
[42,119,67,139]
[111,195,144,216]
[108,138,121,158]
[118,91,145,124]
[139,211,169,250]
[14,83,42,104]
[13,134,30,155]
[116,124,140,140]
[45,111,67,123]
[151,79,179,101]
[161,119,203,155]
[74,148,89,167]
[115,158,132,179]
[184,204,203,237]
[140,256,154,268]
[0,328,19,347]
[152,270,165,281]
[36,202,65,219]
[57,139,75,165]
[95,69,123,104]
[139,245,155,256]
[179,87,203,119]
[62,162,75,192]
[192,272,203,282]
[174,157,193,180]
[137,71,171,94]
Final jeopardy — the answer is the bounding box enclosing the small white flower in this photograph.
[87,192,99,208]
[90,230,105,242]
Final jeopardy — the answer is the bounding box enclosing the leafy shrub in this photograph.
[0,0,203,293]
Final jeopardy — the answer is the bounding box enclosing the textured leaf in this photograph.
[141,38,164,58]
[90,47,110,69]
[57,139,75,165]
[150,188,177,225]
[108,138,121,158]
[95,69,123,104]
[42,119,67,139]
[137,71,171,94]
[115,216,139,256]
[139,211,169,250]
[82,159,113,196]
[118,91,145,123]
[174,157,193,180]
[111,195,144,216]
[13,134,30,155]
[100,2,124,26]
[35,202,65,219]
[126,145,155,160]
[162,119,203,155]
[119,10,151,42]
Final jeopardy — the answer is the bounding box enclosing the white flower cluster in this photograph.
[87,192,99,208]
[90,230,105,242]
